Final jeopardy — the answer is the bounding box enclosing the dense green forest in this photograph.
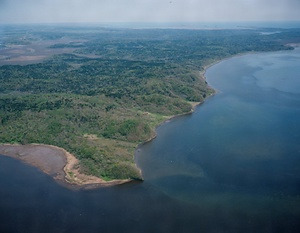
[0,25,299,180]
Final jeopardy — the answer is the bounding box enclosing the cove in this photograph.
[1,48,300,233]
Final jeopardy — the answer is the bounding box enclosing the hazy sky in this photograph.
[0,0,299,24]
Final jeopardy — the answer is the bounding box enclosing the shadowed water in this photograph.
[1,48,300,233]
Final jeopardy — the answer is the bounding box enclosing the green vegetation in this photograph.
[0,25,299,180]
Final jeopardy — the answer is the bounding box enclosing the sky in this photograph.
[0,0,300,24]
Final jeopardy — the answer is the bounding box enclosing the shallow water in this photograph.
[1,48,300,233]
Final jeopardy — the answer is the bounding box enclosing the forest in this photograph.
[0,25,299,180]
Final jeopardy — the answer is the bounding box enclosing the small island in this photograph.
[0,25,297,187]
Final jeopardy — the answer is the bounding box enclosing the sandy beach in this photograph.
[1,47,287,190]
[0,144,131,189]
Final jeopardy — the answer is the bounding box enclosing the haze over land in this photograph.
[0,0,300,183]
[0,0,300,231]
[0,0,300,24]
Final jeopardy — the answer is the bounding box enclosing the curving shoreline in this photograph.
[133,45,296,175]
[1,46,293,189]
[0,143,131,189]
[0,55,241,190]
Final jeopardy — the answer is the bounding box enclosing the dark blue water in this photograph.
[1,48,300,233]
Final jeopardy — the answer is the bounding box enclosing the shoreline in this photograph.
[134,44,295,174]
[0,143,132,190]
[0,45,293,189]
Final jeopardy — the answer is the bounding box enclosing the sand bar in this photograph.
[0,144,131,189]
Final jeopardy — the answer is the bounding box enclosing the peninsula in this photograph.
[0,25,299,187]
